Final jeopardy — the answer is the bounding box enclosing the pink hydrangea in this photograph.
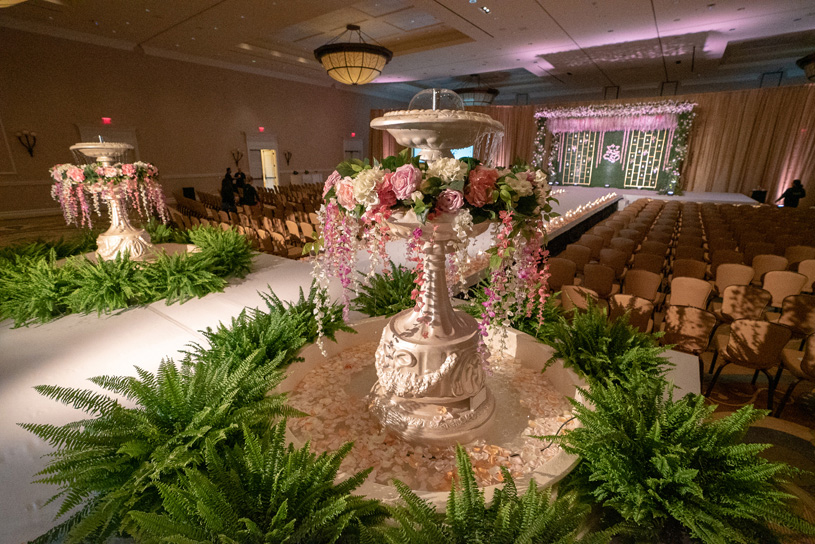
[121,163,136,176]
[103,166,118,178]
[324,170,341,197]
[390,163,422,200]
[67,167,85,183]
[335,176,356,210]
[465,165,498,207]
[377,173,398,209]
[436,189,464,213]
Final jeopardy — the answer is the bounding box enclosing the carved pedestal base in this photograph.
[96,227,152,261]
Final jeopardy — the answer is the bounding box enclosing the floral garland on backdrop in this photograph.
[533,100,696,194]
[311,149,558,360]
[50,162,169,228]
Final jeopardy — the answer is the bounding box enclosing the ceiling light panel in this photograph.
[386,9,439,31]
[353,0,411,18]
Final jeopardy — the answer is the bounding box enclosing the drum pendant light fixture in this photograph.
[456,74,499,106]
[314,24,393,85]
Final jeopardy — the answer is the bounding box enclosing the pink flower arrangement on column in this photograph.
[311,148,558,359]
[50,161,169,229]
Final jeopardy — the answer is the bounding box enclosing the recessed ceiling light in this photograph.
[470,0,477,3]
[191,37,195,40]
[175,44,179,47]
[145,8,150,12]
[125,21,130,25]
[112,30,116,33]
[673,18,680,21]
[48,15,53,20]
[481,6,490,13]
[240,15,245,19]
[252,60,256,63]
[213,26,218,30]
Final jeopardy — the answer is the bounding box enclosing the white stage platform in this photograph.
[1,186,707,542]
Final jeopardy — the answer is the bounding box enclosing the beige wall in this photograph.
[0,28,400,217]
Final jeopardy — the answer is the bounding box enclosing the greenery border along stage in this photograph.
[16,268,815,543]
[0,223,254,327]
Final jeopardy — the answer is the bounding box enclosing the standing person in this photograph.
[220,168,237,213]
[234,167,247,201]
[775,179,806,208]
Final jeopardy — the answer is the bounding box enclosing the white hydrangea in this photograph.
[505,173,533,197]
[426,158,468,183]
[353,166,383,208]
[534,169,548,184]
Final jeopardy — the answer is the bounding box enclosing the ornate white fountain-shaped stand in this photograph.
[369,213,495,445]
[69,142,153,261]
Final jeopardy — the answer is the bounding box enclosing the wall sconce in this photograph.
[231,149,244,167]
[16,130,37,157]
[284,151,292,166]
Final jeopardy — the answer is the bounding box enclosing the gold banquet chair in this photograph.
[774,333,815,417]
[660,305,718,384]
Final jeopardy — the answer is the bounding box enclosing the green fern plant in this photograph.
[374,445,608,544]
[555,374,815,544]
[352,262,417,317]
[66,252,155,314]
[143,217,190,244]
[130,421,387,544]
[19,347,299,544]
[188,225,255,278]
[0,230,98,262]
[144,252,226,305]
[0,251,81,326]
[542,302,668,385]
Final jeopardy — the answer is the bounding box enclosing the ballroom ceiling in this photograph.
[1,0,813,104]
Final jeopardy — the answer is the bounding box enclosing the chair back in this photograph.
[582,263,617,299]
[631,252,664,275]
[723,319,792,370]
[669,277,712,309]
[762,270,808,307]
[609,237,636,258]
[785,245,815,267]
[751,254,788,284]
[639,240,669,258]
[719,284,771,321]
[710,249,744,279]
[590,226,615,246]
[798,259,815,293]
[609,294,654,333]
[714,263,754,295]
[618,228,644,245]
[561,285,603,314]
[676,235,704,249]
[801,334,815,380]
[578,234,604,260]
[561,244,592,274]
[661,305,717,355]
[672,258,706,280]
[674,245,706,263]
[708,238,738,252]
[743,242,776,265]
[622,269,661,302]
[777,294,815,337]
[547,257,577,291]
[599,248,628,280]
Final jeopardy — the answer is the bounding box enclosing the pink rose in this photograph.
[377,173,397,209]
[68,167,85,183]
[103,166,118,178]
[121,164,136,176]
[436,189,464,213]
[390,163,422,200]
[465,165,498,207]
[335,176,356,209]
[324,170,341,197]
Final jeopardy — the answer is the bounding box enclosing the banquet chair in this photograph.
[269,231,303,259]
[664,277,712,310]
[255,229,276,254]
[582,263,620,300]
[285,220,304,246]
[631,252,665,276]
[743,242,777,266]
[708,238,738,252]
[762,270,808,308]
[706,319,792,410]
[774,333,815,417]
[578,233,605,261]
[798,260,815,293]
[711,263,754,298]
[709,249,744,279]
[609,237,636,259]
[599,248,628,280]
[229,211,241,224]
[561,244,592,275]
[712,284,772,325]
[590,226,615,246]
[298,222,317,243]
[769,294,815,349]
[622,269,663,305]
[660,305,718,384]
[561,285,608,314]
[639,240,670,258]
[219,222,231,232]
[675,246,707,263]
[604,220,625,235]
[218,210,230,222]
[751,254,789,286]
[547,257,577,292]
[671,258,707,281]
[609,294,654,333]
[785,245,815,269]
[676,235,705,249]
[309,212,320,225]
[645,231,672,246]
[618,228,645,246]
[774,235,805,256]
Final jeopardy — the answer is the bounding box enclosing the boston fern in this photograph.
[374,445,608,544]
[143,252,226,305]
[131,422,387,544]
[66,252,154,315]
[352,262,417,317]
[556,374,815,544]
[542,302,668,385]
[188,224,254,278]
[0,250,80,326]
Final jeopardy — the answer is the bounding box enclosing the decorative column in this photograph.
[95,188,152,261]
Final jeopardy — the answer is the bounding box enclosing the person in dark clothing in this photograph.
[241,176,258,206]
[775,179,806,208]
[220,168,237,212]
[234,168,246,189]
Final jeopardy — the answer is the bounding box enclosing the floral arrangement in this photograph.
[50,161,169,228]
[311,148,558,359]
